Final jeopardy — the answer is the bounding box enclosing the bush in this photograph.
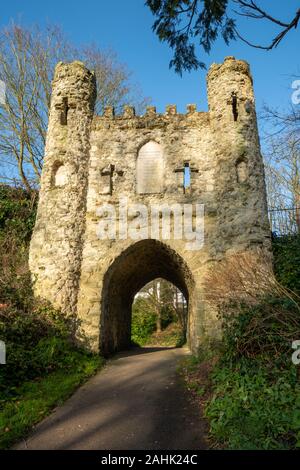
[131,298,156,345]
[160,305,176,329]
[204,248,300,365]
[131,297,181,345]
[0,185,96,404]
[205,360,299,449]
[0,184,37,243]
[0,185,37,309]
[204,303,300,449]
[220,296,300,365]
[0,295,81,398]
[201,249,300,449]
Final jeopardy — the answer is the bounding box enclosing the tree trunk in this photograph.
[156,310,162,333]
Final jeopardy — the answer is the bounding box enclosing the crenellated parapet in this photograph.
[93,103,208,130]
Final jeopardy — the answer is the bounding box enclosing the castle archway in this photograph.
[100,240,195,356]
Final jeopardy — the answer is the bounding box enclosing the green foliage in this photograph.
[272,234,300,295]
[0,185,37,243]
[205,359,299,449]
[149,322,186,348]
[198,237,300,449]
[0,353,103,449]
[131,297,183,346]
[0,185,104,449]
[162,324,186,347]
[220,296,300,365]
[131,298,157,345]
[0,285,98,400]
[160,304,176,329]
[146,1,299,74]
[203,296,300,449]
[0,185,37,308]
[146,0,234,74]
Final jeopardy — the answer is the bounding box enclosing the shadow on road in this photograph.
[15,346,207,450]
[113,346,180,359]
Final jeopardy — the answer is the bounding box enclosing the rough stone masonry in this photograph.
[29,56,271,355]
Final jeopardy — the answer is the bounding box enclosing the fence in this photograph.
[268,207,300,237]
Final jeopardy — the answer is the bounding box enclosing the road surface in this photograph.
[15,347,207,450]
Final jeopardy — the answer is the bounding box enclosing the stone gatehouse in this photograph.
[29,56,271,355]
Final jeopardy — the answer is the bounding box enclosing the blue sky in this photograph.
[1,1,299,129]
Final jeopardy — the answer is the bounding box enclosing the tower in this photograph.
[207,56,270,254]
[29,62,96,314]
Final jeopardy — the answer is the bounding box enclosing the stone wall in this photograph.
[29,57,271,354]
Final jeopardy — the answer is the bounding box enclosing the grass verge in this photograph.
[179,346,300,450]
[0,352,104,449]
[145,323,186,348]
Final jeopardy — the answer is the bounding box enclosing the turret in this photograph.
[206,56,271,253]
[29,62,96,314]
[207,56,255,127]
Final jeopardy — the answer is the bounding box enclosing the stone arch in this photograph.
[100,239,195,356]
[136,141,164,194]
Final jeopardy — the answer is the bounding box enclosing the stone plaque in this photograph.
[136,142,163,194]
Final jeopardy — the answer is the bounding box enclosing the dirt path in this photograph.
[15,347,207,450]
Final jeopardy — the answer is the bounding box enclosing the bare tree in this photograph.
[233,1,300,51]
[136,278,187,333]
[0,22,148,189]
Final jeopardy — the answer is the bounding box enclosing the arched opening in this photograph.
[236,158,248,183]
[51,161,68,187]
[100,239,194,356]
[136,141,164,194]
[132,278,187,348]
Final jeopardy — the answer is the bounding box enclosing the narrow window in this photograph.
[60,97,69,125]
[231,92,238,122]
[184,163,191,190]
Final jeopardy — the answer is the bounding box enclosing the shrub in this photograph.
[0,186,93,402]
[272,234,300,295]
[131,298,156,345]
[202,248,300,449]
[0,296,80,397]
[205,360,299,449]
[0,184,37,243]
[204,248,300,364]
[220,296,300,365]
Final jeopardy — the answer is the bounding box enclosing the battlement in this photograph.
[100,103,203,117]
[92,104,209,130]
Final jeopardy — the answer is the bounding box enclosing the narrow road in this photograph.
[16,347,207,450]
